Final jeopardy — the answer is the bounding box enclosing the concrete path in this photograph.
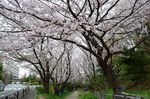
[65,91,79,99]
[22,86,36,99]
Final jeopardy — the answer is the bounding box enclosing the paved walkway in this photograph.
[65,91,79,99]
[22,86,36,99]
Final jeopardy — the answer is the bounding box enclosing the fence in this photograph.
[94,91,144,99]
[0,86,29,99]
[113,94,144,99]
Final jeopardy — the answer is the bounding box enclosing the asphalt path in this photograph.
[22,86,36,99]
[0,84,27,98]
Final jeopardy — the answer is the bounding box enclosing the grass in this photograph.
[36,87,71,99]
[126,90,150,99]
[79,91,97,99]
[36,86,150,99]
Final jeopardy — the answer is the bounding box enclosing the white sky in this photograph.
[19,67,30,78]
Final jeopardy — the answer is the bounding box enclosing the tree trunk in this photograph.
[98,60,120,94]
[42,79,49,93]
[60,83,66,93]
[54,85,60,95]
[54,84,65,95]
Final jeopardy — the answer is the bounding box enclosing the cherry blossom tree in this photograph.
[0,0,150,93]
[0,32,73,94]
[79,51,97,81]
[16,39,72,94]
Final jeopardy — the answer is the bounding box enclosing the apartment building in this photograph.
[2,58,19,79]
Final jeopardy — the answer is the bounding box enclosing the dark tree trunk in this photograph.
[43,82,49,93]
[98,60,120,94]
[54,84,65,95]
[42,78,50,94]
[60,83,66,93]
[54,86,60,95]
[44,63,50,94]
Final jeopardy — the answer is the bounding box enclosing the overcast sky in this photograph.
[19,67,30,78]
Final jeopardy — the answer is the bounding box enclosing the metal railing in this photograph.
[113,94,144,99]
[94,91,144,99]
[0,86,29,99]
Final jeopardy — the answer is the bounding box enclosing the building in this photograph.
[3,58,19,79]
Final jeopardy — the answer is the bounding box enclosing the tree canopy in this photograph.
[0,0,149,94]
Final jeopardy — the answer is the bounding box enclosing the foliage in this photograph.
[85,74,106,91]
[36,87,71,99]
[79,91,97,99]
[36,87,46,94]
[36,85,54,94]
[115,49,149,83]
[21,74,39,84]
[65,83,79,91]
[126,89,150,99]
[23,75,37,82]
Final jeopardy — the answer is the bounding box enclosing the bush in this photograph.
[36,87,46,94]
[79,92,97,99]
[30,81,39,85]
[36,87,71,99]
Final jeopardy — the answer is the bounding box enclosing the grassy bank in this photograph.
[36,87,71,99]
[126,89,150,99]
[79,91,97,99]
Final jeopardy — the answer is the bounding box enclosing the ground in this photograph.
[22,86,36,99]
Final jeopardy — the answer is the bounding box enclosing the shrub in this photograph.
[79,92,97,99]
[36,87,71,99]
[36,87,45,94]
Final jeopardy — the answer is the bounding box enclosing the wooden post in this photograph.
[28,86,30,91]
[5,96,8,99]
[14,93,16,99]
[124,94,126,99]
[113,94,115,99]
[24,88,27,93]
[17,91,19,99]
[22,89,25,97]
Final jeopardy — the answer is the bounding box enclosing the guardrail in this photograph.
[94,91,144,99]
[113,94,144,99]
[0,86,29,99]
